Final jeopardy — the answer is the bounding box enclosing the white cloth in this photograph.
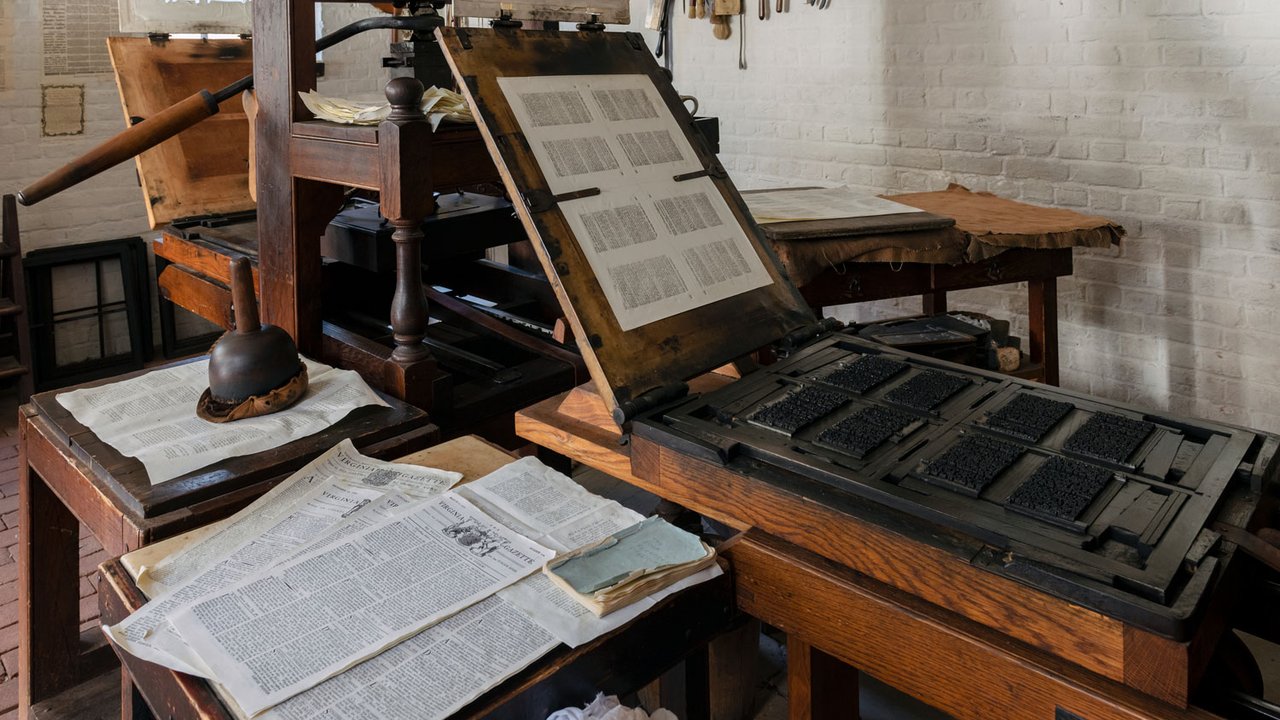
[547,693,678,720]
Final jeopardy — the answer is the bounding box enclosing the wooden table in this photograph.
[796,247,1071,384]
[97,436,744,720]
[515,385,1272,720]
[17,364,436,719]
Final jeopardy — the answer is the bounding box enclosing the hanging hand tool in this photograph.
[18,14,444,206]
[712,0,737,40]
[739,6,747,68]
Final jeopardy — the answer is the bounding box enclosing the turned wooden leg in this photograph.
[389,219,430,363]
[379,76,435,372]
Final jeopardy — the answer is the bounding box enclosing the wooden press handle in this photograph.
[229,258,261,334]
[18,90,220,206]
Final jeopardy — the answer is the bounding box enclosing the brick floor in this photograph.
[0,385,106,717]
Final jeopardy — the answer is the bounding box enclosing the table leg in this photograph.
[1028,277,1059,386]
[788,636,859,720]
[709,618,761,720]
[18,452,82,717]
[922,291,947,316]
[121,672,155,720]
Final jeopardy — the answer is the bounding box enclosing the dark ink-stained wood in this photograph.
[439,28,815,417]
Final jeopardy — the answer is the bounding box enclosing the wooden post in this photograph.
[787,636,860,720]
[254,0,318,352]
[380,76,434,365]
[18,419,82,717]
[1028,276,1058,386]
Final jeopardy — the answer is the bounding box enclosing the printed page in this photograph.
[497,74,773,330]
[743,186,927,223]
[56,358,389,485]
[169,493,553,716]
[558,177,771,330]
[498,74,701,195]
[259,595,558,720]
[139,440,461,597]
[107,480,397,677]
[461,457,720,648]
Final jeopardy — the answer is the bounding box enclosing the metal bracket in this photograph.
[673,162,727,183]
[776,317,844,357]
[577,14,606,31]
[523,187,601,213]
[613,382,690,425]
[625,32,646,51]
[491,10,523,29]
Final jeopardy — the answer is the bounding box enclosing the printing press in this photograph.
[429,26,1280,717]
[20,14,609,442]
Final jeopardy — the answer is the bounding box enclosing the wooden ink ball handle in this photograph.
[230,257,260,333]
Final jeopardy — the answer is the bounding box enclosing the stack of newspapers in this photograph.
[106,441,721,719]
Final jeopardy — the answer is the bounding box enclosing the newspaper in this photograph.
[259,595,557,720]
[498,74,772,331]
[168,493,554,715]
[111,455,718,718]
[460,457,722,648]
[55,358,388,485]
[107,443,462,675]
[137,440,460,597]
[743,186,927,224]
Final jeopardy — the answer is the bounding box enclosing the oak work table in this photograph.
[515,382,1277,720]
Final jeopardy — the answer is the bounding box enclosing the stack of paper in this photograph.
[544,517,717,617]
[299,88,474,130]
[106,445,722,719]
[743,185,927,224]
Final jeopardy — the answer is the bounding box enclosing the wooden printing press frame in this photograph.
[432,25,1280,714]
[112,32,586,442]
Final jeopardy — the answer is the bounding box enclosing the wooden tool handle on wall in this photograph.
[18,90,220,206]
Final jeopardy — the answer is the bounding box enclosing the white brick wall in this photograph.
[0,2,153,250]
[671,0,1280,432]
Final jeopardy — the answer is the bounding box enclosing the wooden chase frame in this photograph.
[438,28,816,421]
